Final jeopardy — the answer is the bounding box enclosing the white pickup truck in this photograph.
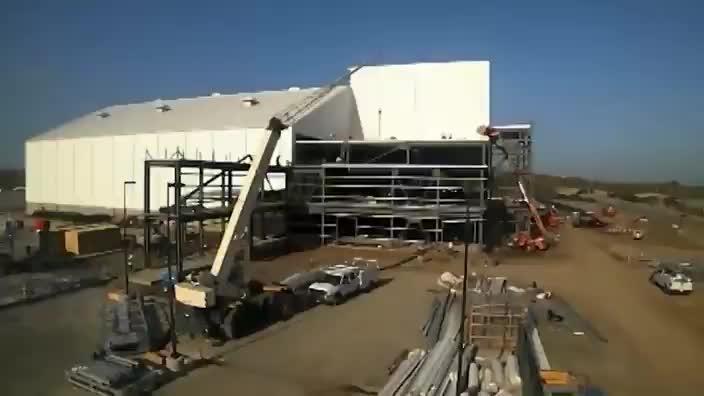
[650,266,693,295]
[308,264,379,305]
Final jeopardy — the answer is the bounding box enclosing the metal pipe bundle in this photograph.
[468,362,480,392]
[504,354,521,389]
[490,358,505,389]
[531,327,551,370]
[379,349,428,396]
[480,367,498,393]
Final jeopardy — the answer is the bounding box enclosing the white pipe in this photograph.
[531,327,551,370]
[468,363,479,391]
[505,355,522,389]
[491,358,505,388]
[481,367,497,393]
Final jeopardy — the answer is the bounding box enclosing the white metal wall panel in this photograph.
[137,134,157,212]
[39,141,59,208]
[292,88,363,142]
[113,135,136,210]
[90,137,115,209]
[154,132,186,162]
[56,140,75,205]
[72,139,93,207]
[211,130,241,162]
[276,128,293,166]
[134,134,160,211]
[183,131,214,161]
[25,142,42,203]
[350,61,490,141]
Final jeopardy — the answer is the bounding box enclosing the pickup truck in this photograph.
[650,267,693,295]
[308,264,379,305]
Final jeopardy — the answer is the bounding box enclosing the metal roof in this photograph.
[30,86,349,141]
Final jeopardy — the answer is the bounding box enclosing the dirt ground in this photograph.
[157,268,434,396]
[0,287,105,396]
[479,226,704,395]
[2,220,704,395]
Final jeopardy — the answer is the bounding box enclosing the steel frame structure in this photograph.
[140,126,532,268]
[489,124,533,233]
[141,159,287,275]
[290,139,491,245]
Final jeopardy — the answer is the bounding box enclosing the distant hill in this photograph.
[0,169,24,190]
[531,174,704,217]
[532,174,704,200]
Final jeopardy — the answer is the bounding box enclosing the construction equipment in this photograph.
[173,66,364,339]
[66,352,165,396]
[601,205,616,217]
[510,179,554,251]
[571,211,608,228]
[541,205,561,229]
[511,231,547,251]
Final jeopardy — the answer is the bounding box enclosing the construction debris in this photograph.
[66,352,165,396]
[437,271,463,290]
[102,293,170,354]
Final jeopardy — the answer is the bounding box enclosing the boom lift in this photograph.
[174,66,363,338]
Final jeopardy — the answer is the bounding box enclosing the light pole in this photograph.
[123,180,136,294]
[457,195,471,395]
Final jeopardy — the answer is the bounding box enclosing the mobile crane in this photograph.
[478,125,555,251]
[174,66,364,339]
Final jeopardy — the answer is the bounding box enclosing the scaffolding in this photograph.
[489,124,534,234]
[138,125,533,267]
[466,303,525,350]
[289,140,490,245]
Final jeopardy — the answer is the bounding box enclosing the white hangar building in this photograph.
[25,61,490,215]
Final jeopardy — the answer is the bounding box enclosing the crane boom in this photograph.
[517,179,550,238]
[208,126,281,280]
[175,66,364,308]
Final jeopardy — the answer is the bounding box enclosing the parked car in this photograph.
[308,264,379,304]
[650,267,693,294]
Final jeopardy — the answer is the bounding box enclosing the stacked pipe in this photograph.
[467,355,522,396]
[383,287,525,396]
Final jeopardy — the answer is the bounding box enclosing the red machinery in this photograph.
[572,211,608,228]
[541,205,561,229]
[602,206,616,217]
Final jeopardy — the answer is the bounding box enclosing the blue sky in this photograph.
[1,0,703,183]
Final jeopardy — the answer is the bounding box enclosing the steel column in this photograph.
[174,163,183,277]
[198,164,205,255]
[143,163,151,268]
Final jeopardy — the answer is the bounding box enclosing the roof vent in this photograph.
[156,104,171,113]
[241,97,259,107]
[288,87,301,91]
[210,92,222,97]
[97,111,110,118]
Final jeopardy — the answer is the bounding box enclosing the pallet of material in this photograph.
[63,224,121,256]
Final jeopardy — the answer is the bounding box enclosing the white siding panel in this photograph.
[277,128,293,166]
[155,132,187,161]
[183,131,214,161]
[91,137,114,209]
[134,134,159,211]
[212,130,243,162]
[25,142,42,204]
[56,140,75,205]
[291,88,361,141]
[113,135,136,210]
[39,141,59,207]
[350,61,490,141]
[73,139,93,207]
